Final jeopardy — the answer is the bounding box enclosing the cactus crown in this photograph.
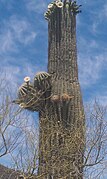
[44,0,81,21]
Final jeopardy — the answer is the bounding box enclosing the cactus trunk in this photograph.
[38,1,85,179]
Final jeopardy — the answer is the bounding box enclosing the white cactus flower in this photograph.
[48,3,54,9]
[19,103,25,108]
[56,1,63,8]
[24,76,30,83]
[56,0,61,3]
[47,9,51,15]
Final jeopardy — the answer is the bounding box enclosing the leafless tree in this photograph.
[83,101,107,179]
[8,101,107,179]
[0,74,38,179]
[11,121,39,178]
[0,77,22,158]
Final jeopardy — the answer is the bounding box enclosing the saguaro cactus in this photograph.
[14,0,85,178]
[39,0,85,178]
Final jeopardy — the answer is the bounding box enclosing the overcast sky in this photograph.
[0,0,107,171]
